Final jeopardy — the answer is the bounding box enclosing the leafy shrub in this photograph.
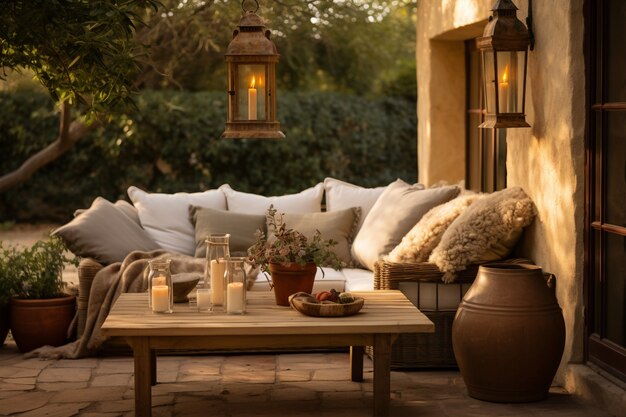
[0,90,417,222]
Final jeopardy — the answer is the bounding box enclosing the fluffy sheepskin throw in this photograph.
[387,193,482,263]
[429,187,536,283]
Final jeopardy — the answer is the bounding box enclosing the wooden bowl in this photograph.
[173,273,201,303]
[289,294,364,317]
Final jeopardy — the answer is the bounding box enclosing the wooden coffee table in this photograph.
[101,290,434,417]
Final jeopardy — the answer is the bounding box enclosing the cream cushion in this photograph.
[189,206,265,257]
[53,197,160,264]
[128,186,226,255]
[351,181,460,271]
[323,177,389,231]
[429,186,536,281]
[221,183,324,215]
[387,193,482,263]
[276,207,361,266]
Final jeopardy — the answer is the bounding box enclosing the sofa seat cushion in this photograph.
[343,268,375,292]
[128,186,226,255]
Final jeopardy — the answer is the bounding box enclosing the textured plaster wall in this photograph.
[416,0,586,385]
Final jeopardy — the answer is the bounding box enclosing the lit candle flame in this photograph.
[502,66,508,83]
[250,76,256,89]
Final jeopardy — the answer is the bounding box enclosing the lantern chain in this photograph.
[241,0,259,13]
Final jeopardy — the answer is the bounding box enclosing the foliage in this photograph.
[247,206,343,271]
[0,90,417,222]
[0,236,78,300]
[0,0,159,117]
[134,0,417,97]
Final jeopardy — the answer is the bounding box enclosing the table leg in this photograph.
[350,346,364,382]
[150,350,157,386]
[131,337,152,417]
[373,334,392,417]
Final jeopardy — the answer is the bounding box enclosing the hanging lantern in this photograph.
[478,0,531,129]
[221,0,285,139]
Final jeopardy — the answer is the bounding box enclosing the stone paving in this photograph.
[0,339,613,417]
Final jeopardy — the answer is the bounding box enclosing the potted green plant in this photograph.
[6,236,79,353]
[248,206,343,306]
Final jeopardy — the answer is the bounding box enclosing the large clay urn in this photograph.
[452,263,565,403]
[268,262,316,306]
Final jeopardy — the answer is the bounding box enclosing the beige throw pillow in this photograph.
[429,187,536,282]
[351,181,460,271]
[189,206,266,257]
[387,193,482,263]
[53,197,161,264]
[272,207,361,266]
[221,183,324,215]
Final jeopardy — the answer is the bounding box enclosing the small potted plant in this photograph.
[5,236,79,353]
[248,206,344,306]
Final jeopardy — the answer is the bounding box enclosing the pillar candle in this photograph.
[226,282,245,314]
[210,259,226,305]
[152,276,166,286]
[197,289,212,311]
[248,76,257,120]
[151,285,170,312]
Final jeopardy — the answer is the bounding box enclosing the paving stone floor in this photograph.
[0,338,612,417]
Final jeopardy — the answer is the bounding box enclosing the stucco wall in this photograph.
[416,0,586,385]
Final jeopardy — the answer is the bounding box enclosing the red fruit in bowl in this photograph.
[316,291,331,302]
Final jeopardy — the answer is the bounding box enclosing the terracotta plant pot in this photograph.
[452,263,565,403]
[268,262,317,306]
[9,295,76,353]
[0,304,9,347]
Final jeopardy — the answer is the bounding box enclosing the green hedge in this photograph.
[0,90,417,222]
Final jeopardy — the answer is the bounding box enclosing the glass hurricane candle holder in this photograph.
[148,259,173,314]
[205,234,230,308]
[224,257,247,315]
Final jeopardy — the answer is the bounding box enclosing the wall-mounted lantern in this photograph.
[478,0,532,129]
[221,0,285,139]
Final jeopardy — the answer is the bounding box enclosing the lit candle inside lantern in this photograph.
[248,76,257,120]
[151,285,170,312]
[226,282,245,314]
[210,259,226,305]
[499,66,509,113]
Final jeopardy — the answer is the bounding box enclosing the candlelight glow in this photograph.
[502,66,509,83]
[250,76,256,89]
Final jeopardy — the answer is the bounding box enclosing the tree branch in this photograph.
[0,103,95,192]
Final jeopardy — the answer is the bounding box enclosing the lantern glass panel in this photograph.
[482,51,496,114]
[495,50,526,114]
[236,64,266,121]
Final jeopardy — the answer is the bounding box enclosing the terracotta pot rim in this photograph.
[269,262,317,270]
[479,263,541,273]
[11,295,76,307]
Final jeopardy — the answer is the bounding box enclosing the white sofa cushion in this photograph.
[221,183,324,215]
[323,177,388,231]
[342,268,375,292]
[128,186,226,255]
[351,180,460,271]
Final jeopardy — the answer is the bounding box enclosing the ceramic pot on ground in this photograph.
[268,262,317,306]
[9,295,76,353]
[0,304,9,346]
[452,263,565,403]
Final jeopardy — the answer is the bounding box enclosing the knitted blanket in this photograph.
[27,250,205,359]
